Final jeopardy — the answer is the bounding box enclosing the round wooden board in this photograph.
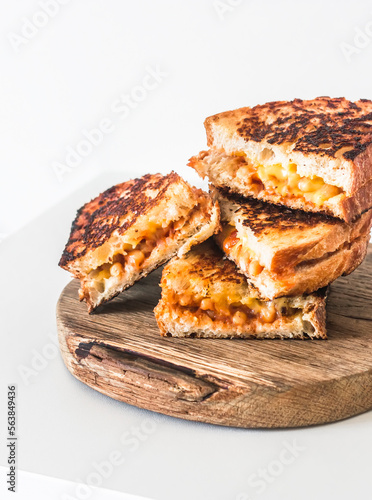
[57,245,372,428]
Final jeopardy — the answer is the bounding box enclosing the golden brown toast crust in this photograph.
[213,186,372,271]
[218,232,369,299]
[59,172,184,268]
[205,97,372,161]
[213,187,372,299]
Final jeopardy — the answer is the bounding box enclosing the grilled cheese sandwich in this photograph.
[154,240,327,339]
[213,187,372,299]
[59,172,220,312]
[189,97,372,222]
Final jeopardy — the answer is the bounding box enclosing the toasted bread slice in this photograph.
[213,187,372,299]
[59,173,220,312]
[154,240,327,339]
[189,97,372,222]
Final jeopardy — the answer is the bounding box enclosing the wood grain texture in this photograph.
[57,245,372,428]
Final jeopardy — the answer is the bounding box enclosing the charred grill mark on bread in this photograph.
[59,172,182,267]
[59,172,221,312]
[194,97,372,221]
[216,187,338,236]
[232,98,372,161]
[180,242,251,287]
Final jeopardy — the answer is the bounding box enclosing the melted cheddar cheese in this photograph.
[198,151,343,207]
[87,219,179,293]
[253,162,342,206]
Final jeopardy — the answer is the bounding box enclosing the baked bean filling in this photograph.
[194,151,344,207]
[87,216,187,294]
[168,291,301,326]
[218,225,265,277]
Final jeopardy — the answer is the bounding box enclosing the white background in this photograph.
[2,0,372,238]
[1,1,372,499]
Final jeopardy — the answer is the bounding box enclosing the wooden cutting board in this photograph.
[57,245,372,428]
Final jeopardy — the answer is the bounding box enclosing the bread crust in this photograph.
[218,233,369,300]
[59,172,191,270]
[213,187,372,299]
[335,178,372,221]
[59,173,221,312]
[198,97,372,221]
[205,97,372,190]
[214,187,372,271]
[154,241,328,339]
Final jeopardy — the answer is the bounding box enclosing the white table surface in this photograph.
[1,173,372,500]
[1,467,151,500]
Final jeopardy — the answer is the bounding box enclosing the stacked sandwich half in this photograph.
[59,97,372,340]
[155,97,372,339]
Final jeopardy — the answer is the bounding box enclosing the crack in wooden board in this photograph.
[56,246,372,428]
